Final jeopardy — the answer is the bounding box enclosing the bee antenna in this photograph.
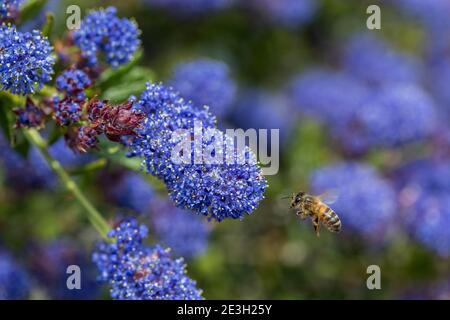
[280,195,292,200]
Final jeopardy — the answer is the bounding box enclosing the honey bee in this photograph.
[288,191,341,237]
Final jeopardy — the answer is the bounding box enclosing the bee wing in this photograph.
[317,190,339,204]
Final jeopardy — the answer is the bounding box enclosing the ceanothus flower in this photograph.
[250,0,317,28]
[392,0,450,30]
[146,0,233,15]
[150,198,210,258]
[48,138,94,168]
[426,58,450,119]
[403,280,450,300]
[336,84,437,153]
[129,82,267,221]
[0,25,54,95]
[0,135,90,190]
[289,69,369,126]
[342,33,420,86]
[13,97,45,128]
[0,0,22,20]
[0,249,30,300]
[108,173,154,214]
[170,58,236,117]
[52,97,82,126]
[291,71,437,154]
[73,7,140,68]
[0,133,56,190]
[56,69,91,101]
[232,88,296,145]
[92,218,203,300]
[29,240,100,300]
[310,162,397,238]
[395,160,450,257]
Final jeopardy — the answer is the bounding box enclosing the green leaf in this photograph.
[97,50,144,91]
[0,95,15,143]
[41,12,54,38]
[69,158,108,175]
[20,0,48,23]
[102,66,154,102]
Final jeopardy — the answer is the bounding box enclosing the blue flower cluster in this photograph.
[129,83,266,221]
[0,249,30,299]
[92,218,203,300]
[392,0,450,30]
[289,69,369,125]
[73,7,140,68]
[48,138,94,169]
[342,34,420,86]
[52,97,82,126]
[147,0,232,15]
[0,25,54,95]
[108,173,154,214]
[427,58,450,119]
[0,134,56,190]
[395,160,450,257]
[0,135,92,190]
[150,198,210,258]
[337,84,437,153]
[250,0,317,28]
[310,162,397,238]
[53,68,91,126]
[30,240,100,299]
[232,88,296,144]
[290,67,437,154]
[170,59,236,118]
[0,0,22,19]
[56,69,91,100]
[13,98,45,128]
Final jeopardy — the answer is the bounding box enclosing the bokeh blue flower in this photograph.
[150,198,210,258]
[146,0,233,16]
[29,240,100,299]
[0,0,22,20]
[289,69,369,126]
[107,173,154,214]
[0,249,30,300]
[250,0,317,28]
[170,58,236,118]
[310,162,397,238]
[395,160,450,257]
[336,84,438,153]
[231,88,296,145]
[342,33,420,86]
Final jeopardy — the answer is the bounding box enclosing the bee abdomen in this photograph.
[323,207,342,233]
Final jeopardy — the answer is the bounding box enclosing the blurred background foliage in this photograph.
[1,0,450,299]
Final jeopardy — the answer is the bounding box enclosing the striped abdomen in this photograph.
[312,201,342,233]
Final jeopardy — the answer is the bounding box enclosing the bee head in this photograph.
[290,191,305,208]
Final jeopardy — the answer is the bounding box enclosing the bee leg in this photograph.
[312,216,320,237]
[296,210,307,220]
